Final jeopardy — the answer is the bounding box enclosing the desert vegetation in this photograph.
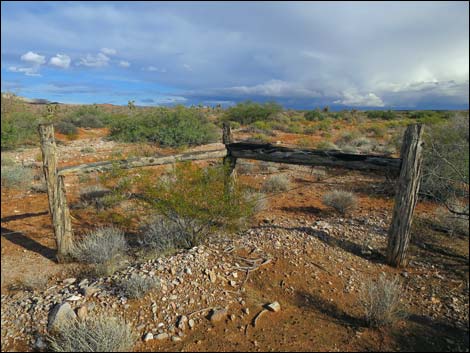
[1,94,468,352]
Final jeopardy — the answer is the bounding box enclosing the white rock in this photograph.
[143,333,153,341]
[266,301,281,312]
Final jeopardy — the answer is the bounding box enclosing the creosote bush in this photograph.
[262,174,291,193]
[118,274,160,299]
[140,163,256,247]
[322,190,357,215]
[109,105,217,147]
[360,274,407,328]
[47,314,137,352]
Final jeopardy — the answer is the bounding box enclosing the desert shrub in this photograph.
[286,123,304,134]
[138,215,195,253]
[367,124,387,137]
[140,163,256,246]
[408,110,449,124]
[297,137,315,148]
[30,181,48,193]
[1,111,40,149]
[322,190,357,215]
[244,191,268,213]
[55,121,78,136]
[78,185,112,209]
[1,156,15,166]
[336,131,361,146]
[262,174,290,193]
[420,114,469,220]
[360,274,407,328]
[70,227,127,265]
[237,162,255,174]
[366,110,396,120]
[1,164,34,189]
[109,106,217,147]
[80,147,96,153]
[118,274,160,299]
[433,205,469,237]
[247,133,270,143]
[224,101,283,125]
[316,141,339,150]
[304,110,325,121]
[62,105,107,128]
[47,314,137,352]
[317,119,332,131]
[9,272,49,292]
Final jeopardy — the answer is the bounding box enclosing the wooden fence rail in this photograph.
[38,122,423,267]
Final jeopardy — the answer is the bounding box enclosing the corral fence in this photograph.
[38,122,424,267]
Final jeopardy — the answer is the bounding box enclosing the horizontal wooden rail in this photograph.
[58,148,228,175]
[226,142,401,174]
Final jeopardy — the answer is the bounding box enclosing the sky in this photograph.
[1,1,469,110]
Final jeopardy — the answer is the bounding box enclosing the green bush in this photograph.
[224,101,283,125]
[109,106,217,147]
[366,110,396,120]
[141,163,256,246]
[304,110,325,121]
[262,174,290,193]
[420,114,469,219]
[55,121,78,136]
[1,111,40,149]
[62,105,107,128]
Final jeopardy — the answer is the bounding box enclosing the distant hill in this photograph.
[1,92,59,105]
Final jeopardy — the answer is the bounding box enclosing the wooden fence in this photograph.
[38,122,424,267]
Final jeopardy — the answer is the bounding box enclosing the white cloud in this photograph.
[183,64,193,71]
[20,51,46,65]
[144,66,166,72]
[119,60,130,68]
[77,53,110,67]
[49,54,71,68]
[100,47,117,55]
[334,91,385,107]
[224,80,321,98]
[8,66,41,77]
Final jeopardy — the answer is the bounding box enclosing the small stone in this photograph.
[266,301,281,312]
[209,270,217,283]
[76,306,88,321]
[47,302,77,333]
[63,278,76,285]
[82,286,99,297]
[66,295,82,301]
[172,336,182,342]
[33,336,47,351]
[155,333,169,340]
[229,280,237,287]
[209,308,228,323]
[188,319,195,329]
[242,308,249,315]
[143,333,153,342]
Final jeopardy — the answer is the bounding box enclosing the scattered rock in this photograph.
[76,305,88,321]
[155,333,169,340]
[188,319,195,329]
[143,333,153,342]
[209,308,228,323]
[266,301,281,312]
[47,302,77,333]
[62,278,76,285]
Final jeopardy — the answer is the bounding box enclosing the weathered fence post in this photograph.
[386,124,424,267]
[223,122,237,194]
[38,123,73,263]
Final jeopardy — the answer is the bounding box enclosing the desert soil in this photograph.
[1,128,468,352]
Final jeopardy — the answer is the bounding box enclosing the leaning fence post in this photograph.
[222,122,237,194]
[386,124,424,267]
[38,123,73,263]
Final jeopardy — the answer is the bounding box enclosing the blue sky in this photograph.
[1,1,469,109]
